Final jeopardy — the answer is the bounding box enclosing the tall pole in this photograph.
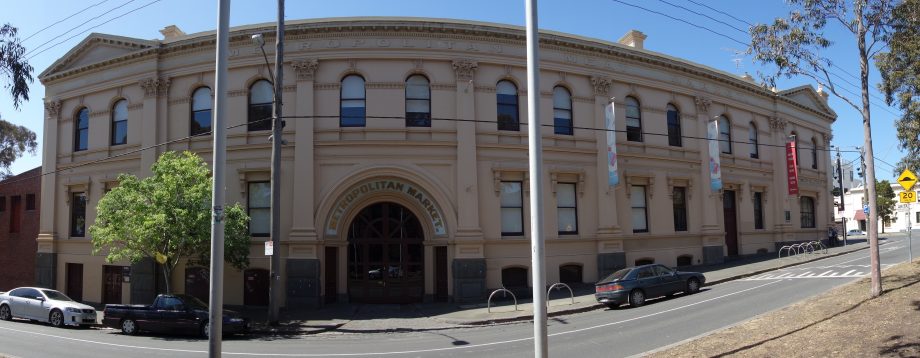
[207,0,230,355]
[836,149,845,246]
[907,205,912,263]
[524,0,547,356]
[268,0,284,325]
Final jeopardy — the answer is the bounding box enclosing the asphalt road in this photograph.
[1,232,916,358]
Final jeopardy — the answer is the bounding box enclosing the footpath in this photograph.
[245,237,880,336]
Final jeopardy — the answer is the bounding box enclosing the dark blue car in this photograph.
[595,264,705,308]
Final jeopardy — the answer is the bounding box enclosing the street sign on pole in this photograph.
[898,169,917,191]
[864,204,870,215]
[264,241,273,256]
[900,191,917,203]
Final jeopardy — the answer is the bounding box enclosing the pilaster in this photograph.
[452,59,484,242]
[289,58,319,241]
[139,77,169,177]
[769,116,792,241]
[591,76,620,237]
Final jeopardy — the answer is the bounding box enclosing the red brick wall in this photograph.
[0,167,41,291]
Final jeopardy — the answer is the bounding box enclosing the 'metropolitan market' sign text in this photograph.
[326,179,447,236]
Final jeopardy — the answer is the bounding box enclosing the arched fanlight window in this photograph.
[405,75,431,127]
[191,87,212,136]
[625,96,642,142]
[749,122,759,158]
[666,104,681,147]
[248,80,273,131]
[496,80,519,131]
[718,115,732,154]
[340,75,366,127]
[553,86,573,135]
[111,99,128,145]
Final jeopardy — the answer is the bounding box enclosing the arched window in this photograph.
[248,80,273,131]
[74,108,89,151]
[340,75,366,127]
[800,196,815,228]
[718,115,731,154]
[625,96,642,142]
[405,75,430,127]
[496,80,519,131]
[111,99,128,145]
[666,103,681,146]
[553,86,573,135]
[676,255,693,267]
[749,122,759,159]
[191,87,212,136]
[811,137,818,169]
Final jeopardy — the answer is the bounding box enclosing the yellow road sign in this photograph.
[900,191,917,203]
[898,169,917,191]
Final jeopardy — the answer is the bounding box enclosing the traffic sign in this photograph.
[264,241,273,256]
[898,169,917,191]
[864,204,870,215]
[901,191,918,203]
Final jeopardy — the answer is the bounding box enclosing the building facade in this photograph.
[37,18,836,307]
[0,167,41,291]
[836,183,920,234]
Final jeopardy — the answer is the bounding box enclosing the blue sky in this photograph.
[1,0,904,180]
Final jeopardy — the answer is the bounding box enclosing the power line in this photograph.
[685,0,754,27]
[656,0,747,35]
[610,0,748,47]
[25,0,139,58]
[21,0,110,43]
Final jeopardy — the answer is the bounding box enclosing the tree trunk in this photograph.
[162,264,172,294]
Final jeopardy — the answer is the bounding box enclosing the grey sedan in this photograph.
[0,287,97,327]
[595,264,705,308]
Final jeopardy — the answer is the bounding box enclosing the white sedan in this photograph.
[0,287,97,327]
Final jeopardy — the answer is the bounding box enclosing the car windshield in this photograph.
[41,290,73,301]
[600,268,632,282]
[180,295,209,310]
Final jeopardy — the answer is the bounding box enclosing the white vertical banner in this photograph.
[707,119,723,192]
[605,101,620,186]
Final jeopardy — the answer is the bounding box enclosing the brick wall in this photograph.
[0,167,41,291]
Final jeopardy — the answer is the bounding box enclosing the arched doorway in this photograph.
[347,202,425,303]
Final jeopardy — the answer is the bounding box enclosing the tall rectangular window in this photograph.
[666,104,681,147]
[800,196,815,228]
[557,183,577,234]
[501,181,523,236]
[9,196,21,233]
[248,182,270,236]
[111,99,128,145]
[0,196,5,212]
[672,187,687,231]
[496,81,520,131]
[75,108,89,151]
[631,185,648,233]
[70,192,87,237]
[26,194,35,211]
[405,75,431,127]
[916,211,919,224]
[753,192,764,229]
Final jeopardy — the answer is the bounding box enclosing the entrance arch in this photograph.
[347,201,425,303]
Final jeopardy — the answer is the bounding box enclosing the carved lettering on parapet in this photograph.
[694,96,712,114]
[768,117,787,131]
[140,77,171,98]
[590,76,611,97]
[44,100,62,119]
[452,59,478,81]
[291,58,319,81]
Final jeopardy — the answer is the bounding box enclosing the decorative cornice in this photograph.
[44,100,62,119]
[694,96,712,114]
[590,76,611,96]
[572,96,593,104]
[139,77,171,98]
[127,103,143,110]
[168,98,189,105]
[431,83,455,91]
[89,110,109,119]
[366,82,404,89]
[474,85,495,93]
[228,89,247,97]
[451,59,478,81]
[283,84,297,93]
[768,117,787,131]
[314,83,340,91]
[290,58,319,81]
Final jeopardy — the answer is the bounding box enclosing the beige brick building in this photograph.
[35,18,836,308]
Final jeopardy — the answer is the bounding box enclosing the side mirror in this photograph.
[35,296,45,301]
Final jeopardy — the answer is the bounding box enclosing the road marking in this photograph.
[0,280,785,357]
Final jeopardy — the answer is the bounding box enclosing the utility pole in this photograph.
[836,148,845,246]
[268,0,284,325]
[524,0,547,356]
[208,0,230,355]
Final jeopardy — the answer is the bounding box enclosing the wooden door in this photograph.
[434,246,448,302]
[66,263,83,302]
[324,247,337,304]
[243,269,270,306]
[102,265,123,304]
[723,190,739,256]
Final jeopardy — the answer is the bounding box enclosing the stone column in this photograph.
[696,96,725,264]
[139,77,169,177]
[286,58,321,308]
[591,76,625,278]
[35,100,62,289]
[450,59,486,303]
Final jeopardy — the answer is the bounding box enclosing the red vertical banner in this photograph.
[786,139,799,195]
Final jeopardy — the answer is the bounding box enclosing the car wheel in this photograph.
[121,319,138,335]
[629,289,646,307]
[0,304,11,321]
[201,320,210,338]
[49,310,64,328]
[687,278,701,294]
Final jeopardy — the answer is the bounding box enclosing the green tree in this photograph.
[89,151,250,293]
[748,0,896,297]
[876,0,920,174]
[875,180,896,233]
[0,24,36,178]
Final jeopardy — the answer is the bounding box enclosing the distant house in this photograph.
[0,167,41,291]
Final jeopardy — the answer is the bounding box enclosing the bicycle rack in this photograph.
[779,241,828,258]
[546,283,575,307]
[487,288,518,313]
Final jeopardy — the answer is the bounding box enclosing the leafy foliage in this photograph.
[0,24,36,179]
[876,0,920,174]
[90,151,250,293]
[875,180,896,232]
[0,118,36,178]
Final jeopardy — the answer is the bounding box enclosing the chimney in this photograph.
[618,30,647,49]
[741,72,756,83]
[816,84,830,102]
[159,25,186,40]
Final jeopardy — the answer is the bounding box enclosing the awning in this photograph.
[853,210,866,221]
